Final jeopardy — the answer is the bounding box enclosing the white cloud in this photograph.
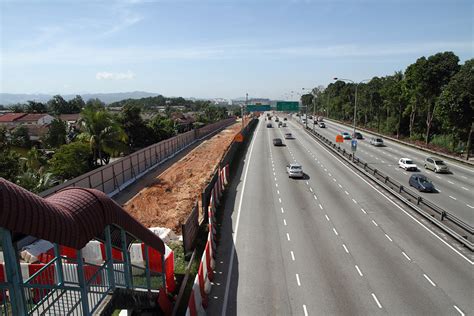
[96,71,136,80]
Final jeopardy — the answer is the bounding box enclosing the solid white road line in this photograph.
[222,121,259,315]
[385,234,393,242]
[402,251,411,261]
[287,233,291,241]
[355,265,363,277]
[453,305,465,316]
[291,251,295,261]
[371,293,383,309]
[296,273,301,286]
[333,228,339,236]
[423,274,436,287]
[303,304,308,316]
[343,244,349,254]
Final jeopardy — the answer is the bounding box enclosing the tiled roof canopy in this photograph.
[0,178,164,254]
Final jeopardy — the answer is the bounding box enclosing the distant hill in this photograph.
[0,91,160,105]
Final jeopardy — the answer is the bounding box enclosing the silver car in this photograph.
[424,157,450,173]
[370,137,384,146]
[286,163,304,178]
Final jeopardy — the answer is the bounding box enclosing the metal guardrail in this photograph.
[39,118,236,198]
[303,124,474,251]
[325,118,474,166]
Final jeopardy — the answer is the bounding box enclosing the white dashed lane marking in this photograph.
[402,252,411,261]
[355,265,363,277]
[449,195,457,200]
[372,220,378,227]
[423,274,436,287]
[343,244,349,254]
[454,305,465,316]
[286,233,291,241]
[345,191,349,195]
[291,251,295,261]
[296,274,301,286]
[372,293,383,309]
[385,234,393,242]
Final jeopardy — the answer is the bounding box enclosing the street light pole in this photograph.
[333,77,370,136]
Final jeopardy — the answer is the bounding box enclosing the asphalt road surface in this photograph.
[207,116,473,316]
[305,117,474,227]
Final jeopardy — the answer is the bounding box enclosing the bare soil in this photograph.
[122,122,243,233]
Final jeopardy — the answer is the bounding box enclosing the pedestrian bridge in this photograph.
[0,178,173,315]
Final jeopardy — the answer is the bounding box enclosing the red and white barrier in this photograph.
[185,276,206,316]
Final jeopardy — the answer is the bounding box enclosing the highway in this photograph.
[304,117,474,226]
[207,116,473,316]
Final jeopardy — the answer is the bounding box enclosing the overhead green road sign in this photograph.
[276,101,299,112]
[246,104,271,112]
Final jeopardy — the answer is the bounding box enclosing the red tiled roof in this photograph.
[16,113,50,122]
[0,178,165,253]
[59,114,80,121]
[0,113,27,122]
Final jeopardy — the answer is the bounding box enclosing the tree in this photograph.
[79,107,128,166]
[43,118,67,148]
[49,141,94,179]
[436,59,474,156]
[405,52,460,143]
[85,98,106,110]
[26,101,48,113]
[301,94,314,108]
[10,103,26,112]
[118,104,155,150]
[11,125,31,148]
[148,115,175,142]
[0,149,20,181]
[47,95,69,114]
[68,95,85,113]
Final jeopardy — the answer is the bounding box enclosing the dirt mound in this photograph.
[123,123,243,233]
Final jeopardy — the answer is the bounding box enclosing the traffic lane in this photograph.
[208,118,292,315]
[268,127,381,315]
[288,120,474,314]
[312,121,474,224]
[325,119,474,186]
[282,124,459,315]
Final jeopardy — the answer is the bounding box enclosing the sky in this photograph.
[0,0,473,100]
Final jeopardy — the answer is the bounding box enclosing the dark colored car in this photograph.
[273,138,283,146]
[409,174,435,192]
[266,123,272,128]
[283,117,288,121]
[353,132,363,139]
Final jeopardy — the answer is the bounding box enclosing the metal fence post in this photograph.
[121,229,133,289]
[76,249,90,315]
[104,226,116,290]
[1,228,27,315]
[161,254,166,293]
[143,245,151,291]
[54,243,64,286]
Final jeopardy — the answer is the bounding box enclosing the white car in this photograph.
[286,163,304,178]
[341,132,351,140]
[370,137,384,146]
[398,158,418,171]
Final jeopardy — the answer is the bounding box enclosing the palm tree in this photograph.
[79,106,128,166]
